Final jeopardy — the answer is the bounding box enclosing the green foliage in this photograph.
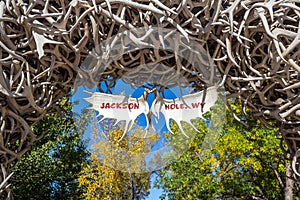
[156,100,288,199]
[10,101,90,200]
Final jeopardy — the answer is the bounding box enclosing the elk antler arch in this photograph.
[0,0,299,196]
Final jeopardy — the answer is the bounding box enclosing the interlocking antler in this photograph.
[0,0,299,197]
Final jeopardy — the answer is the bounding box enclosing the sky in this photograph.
[71,81,175,199]
[70,75,224,199]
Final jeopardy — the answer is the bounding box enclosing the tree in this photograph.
[10,100,90,200]
[78,126,159,200]
[156,100,300,199]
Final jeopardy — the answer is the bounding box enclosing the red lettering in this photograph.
[127,103,139,109]
[104,103,110,109]
[200,102,205,108]
[128,103,133,109]
[164,103,185,110]
[98,102,140,109]
[191,102,201,108]
[100,103,105,109]
[170,104,175,109]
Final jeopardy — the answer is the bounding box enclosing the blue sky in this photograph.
[71,74,200,198]
[71,78,191,151]
[146,173,165,200]
[70,77,224,199]
[71,81,179,199]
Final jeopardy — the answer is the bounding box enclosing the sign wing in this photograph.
[151,86,218,137]
[84,91,149,141]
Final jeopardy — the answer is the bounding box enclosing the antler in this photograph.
[0,0,300,197]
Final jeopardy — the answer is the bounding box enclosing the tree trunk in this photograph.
[132,179,136,200]
[285,162,294,200]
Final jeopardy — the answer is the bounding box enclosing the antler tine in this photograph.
[0,0,300,193]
